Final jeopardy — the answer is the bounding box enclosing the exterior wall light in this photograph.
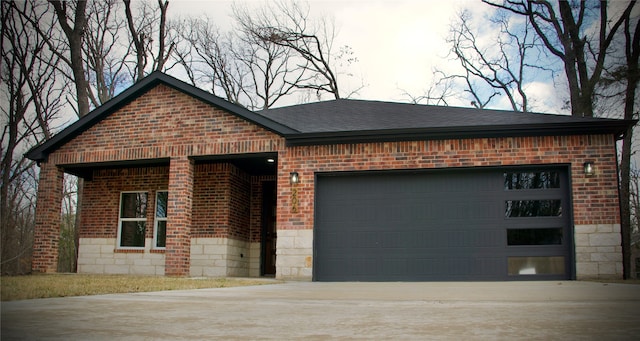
[290,172,299,213]
[290,172,300,185]
[584,161,595,176]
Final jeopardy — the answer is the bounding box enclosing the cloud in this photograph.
[169,0,565,114]
[521,81,570,115]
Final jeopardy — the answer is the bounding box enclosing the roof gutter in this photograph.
[284,120,637,146]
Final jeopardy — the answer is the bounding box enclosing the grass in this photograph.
[0,273,279,301]
[3,274,637,302]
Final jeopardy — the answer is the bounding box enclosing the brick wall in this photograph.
[192,163,230,238]
[82,167,169,239]
[250,176,276,243]
[228,165,250,241]
[48,84,285,165]
[32,162,64,273]
[191,163,252,242]
[277,135,619,231]
[166,157,194,276]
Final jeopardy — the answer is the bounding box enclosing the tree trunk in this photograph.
[621,16,640,279]
[621,127,633,279]
[49,0,89,273]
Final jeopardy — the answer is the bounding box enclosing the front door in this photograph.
[261,181,277,276]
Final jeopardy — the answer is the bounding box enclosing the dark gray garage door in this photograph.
[314,168,573,281]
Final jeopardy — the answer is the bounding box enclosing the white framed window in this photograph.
[117,192,148,248]
[154,191,168,249]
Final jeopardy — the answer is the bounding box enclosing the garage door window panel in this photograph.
[504,171,561,190]
[508,256,566,275]
[507,228,563,245]
[505,200,562,217]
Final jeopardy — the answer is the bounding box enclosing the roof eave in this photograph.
[284,120,637,146]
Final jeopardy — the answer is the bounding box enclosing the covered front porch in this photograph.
[34,153,278,277]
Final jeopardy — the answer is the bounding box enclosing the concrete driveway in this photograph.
[2,281,640,340]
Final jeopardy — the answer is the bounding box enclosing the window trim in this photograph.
[116,191,148,250]
[153,190,168,250]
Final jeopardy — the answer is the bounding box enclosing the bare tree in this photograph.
[1,0,66,274]
[84,0,129,107]
[483,0,635,117]
[123,0,175,82]
[615,9,639,279]
[445,10,554,111]
[48,0,89,117]
[630,167,640,236]
[233,7,306,110]
[629,166,640,278]
[175,17,249,105]
[400,70,458,106]
[234,0,358,100]
[58,175,77,272]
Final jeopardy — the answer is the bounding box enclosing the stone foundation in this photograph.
[276,229,313,280]
[575,224,623,279]
[190,237,250,277]
[249,242,261,277]
[77,238,165,275]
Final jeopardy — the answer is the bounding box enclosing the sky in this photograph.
[169,0,570,114]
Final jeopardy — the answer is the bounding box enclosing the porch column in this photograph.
[165,156,194,276]
[32,161,64,273]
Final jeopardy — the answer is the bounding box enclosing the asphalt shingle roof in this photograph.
[259,99,633,145]
[260,99,615,133]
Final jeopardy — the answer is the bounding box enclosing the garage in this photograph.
[314,167,573,281]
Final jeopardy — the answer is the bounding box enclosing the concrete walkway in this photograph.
[2,281,640,340]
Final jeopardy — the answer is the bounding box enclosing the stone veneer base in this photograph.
[77,238,165,275]
[574,224,623,279]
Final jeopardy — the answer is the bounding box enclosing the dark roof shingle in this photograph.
[260,99,615,133]
[260,99,634,145]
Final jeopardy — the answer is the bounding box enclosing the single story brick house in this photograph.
[27,71,634,281]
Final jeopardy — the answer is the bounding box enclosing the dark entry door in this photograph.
[314,168,572,281]
[261,181,277,276]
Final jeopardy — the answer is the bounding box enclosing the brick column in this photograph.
[32,161,64,273]
[165,157,193,276]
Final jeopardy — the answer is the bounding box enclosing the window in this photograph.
[118,192,148,248]
[507,228,563,245]
[505,200,562,217]
[508,256,565,275]
[504,171,560,190]
[154,191,168,248]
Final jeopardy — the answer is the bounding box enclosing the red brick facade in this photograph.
[32,162,64,273]
[82,167,169,239]
[31,82,623,279]
[276,135,620,233]
[49,85,285,164]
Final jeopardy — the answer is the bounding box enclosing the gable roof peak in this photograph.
[26,72,298,162]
